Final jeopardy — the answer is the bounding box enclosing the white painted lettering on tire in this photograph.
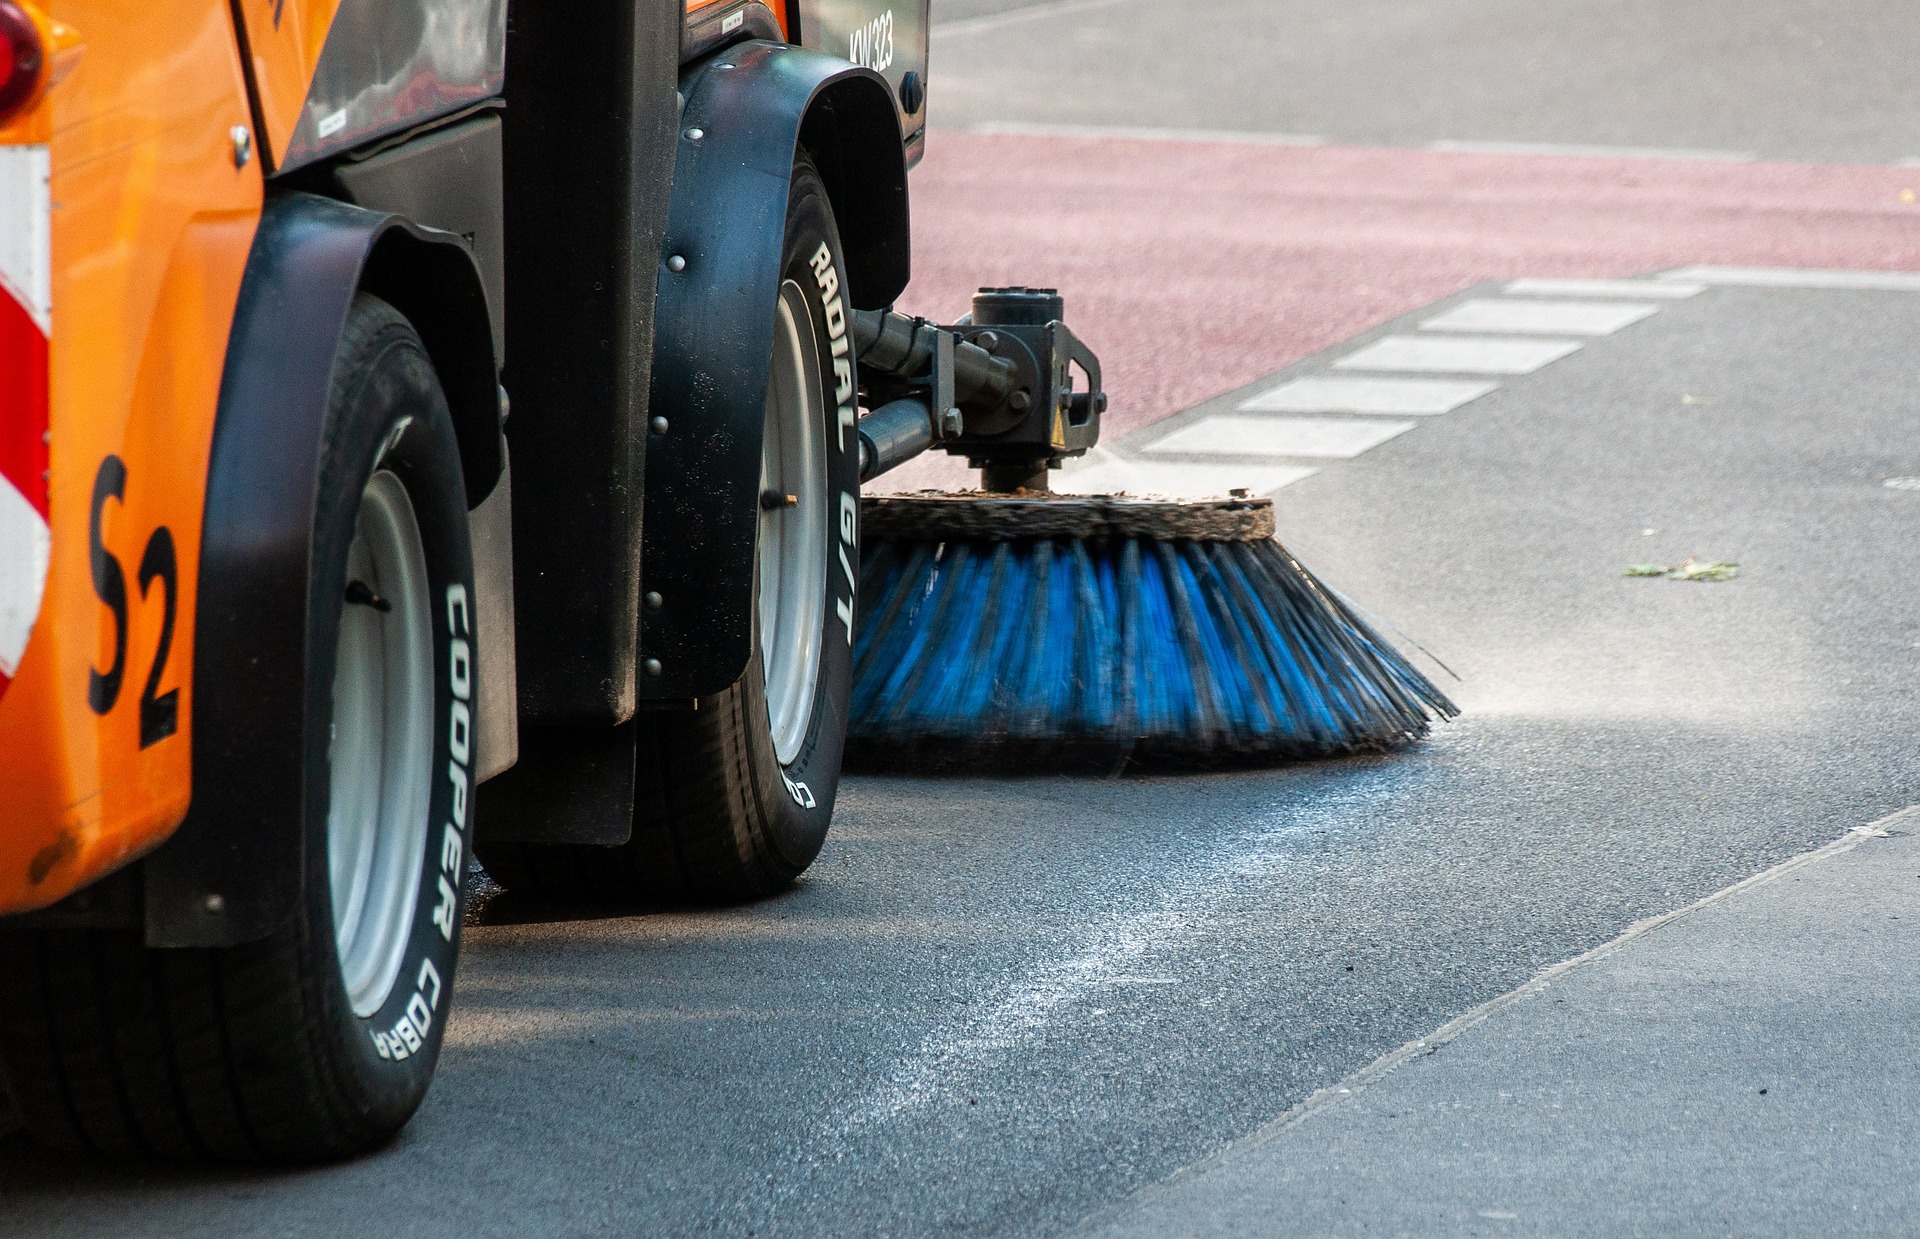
[417,957,442,1009]
[449,637,471,700]
[435,585,471,942]
[431,874,457,941]
[372,585,472,1057]
[811,244,860,648]
[406,992,433,1038]
[446,583,470,638]
[837,491,857,645]
[448,759,467,828]
[811,243,857,453]
[373,415,413,468]
[448,700,470,766]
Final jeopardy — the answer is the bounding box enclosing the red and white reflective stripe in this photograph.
[0,143,50,696]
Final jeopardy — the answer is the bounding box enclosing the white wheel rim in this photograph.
[329,468,436,1019]
[759,279,830,767]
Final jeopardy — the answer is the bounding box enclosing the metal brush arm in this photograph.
[851,308,1015,408]
[853,314,969,482]
[858,398,950,481]
[851,294,1108,493]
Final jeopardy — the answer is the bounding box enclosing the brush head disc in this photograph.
[849,490,1457,771]
[862,491,1277,543]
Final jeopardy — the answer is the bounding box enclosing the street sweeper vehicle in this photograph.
[0,0,1452,1162]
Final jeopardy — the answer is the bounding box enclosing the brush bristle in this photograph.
[849,531,1457,766]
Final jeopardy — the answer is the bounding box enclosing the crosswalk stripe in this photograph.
[1336,335,1583,375]
[1056,457,1317,499]
[1143,414,1417,460]
[1420,299,1660,337]
[1504,278,1704,299]
[1239,376,1499,416]
[1658,266,1920,293]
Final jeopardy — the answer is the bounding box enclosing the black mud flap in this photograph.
[638,40,906,705]
[144,193,494,949]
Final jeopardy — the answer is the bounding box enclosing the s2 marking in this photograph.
[86,455,180,749]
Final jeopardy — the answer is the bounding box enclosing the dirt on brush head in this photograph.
[860,491,1278,543]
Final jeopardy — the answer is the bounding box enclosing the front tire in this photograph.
[478,154,858,904]
[0,295,476,1161]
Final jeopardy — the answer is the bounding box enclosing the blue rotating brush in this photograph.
[849,493,1455,764]
[845,289,1455,766]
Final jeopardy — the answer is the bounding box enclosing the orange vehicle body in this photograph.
[0,0,260,914]
[0,0,905,918]
[687,0,788,36]
[231,0,344,168]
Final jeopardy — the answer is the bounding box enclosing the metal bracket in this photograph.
[930,327,959,439]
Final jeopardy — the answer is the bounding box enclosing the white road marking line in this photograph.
[809,793,1356,1147]
[1239,376,1499,416]
[1421,298,1659,337]
[932,0,1127,37]
[1505,278,1705,300]
[1658,265,1920,293]
[1427,138,1756,162]
[1336,335,1583,375]
[1057,458,1316,498]
[1143,414,1416,460]
[1894,157,1920,168]
[959,122,1327,147]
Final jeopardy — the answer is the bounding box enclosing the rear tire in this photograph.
[478,155,857,904]
[0,295,476,1161]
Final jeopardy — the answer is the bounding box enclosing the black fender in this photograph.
[640,40,907,700]
[144,192,498,948]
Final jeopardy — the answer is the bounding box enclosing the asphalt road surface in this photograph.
[1088,819,1920,1236]
[6,2,1918,1235]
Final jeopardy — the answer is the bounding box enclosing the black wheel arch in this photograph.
[360,228,502,508]
[143,191,497,949]
[643,40,906,704]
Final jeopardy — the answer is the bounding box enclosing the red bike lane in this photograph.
[900,132,1920,440]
